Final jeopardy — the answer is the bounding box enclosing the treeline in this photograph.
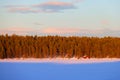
[0,34,120,59]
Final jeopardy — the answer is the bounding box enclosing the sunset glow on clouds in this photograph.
[0,0,120,36]
[0,27,34,35]
[0,27,120,37]
[42,28,80,33]
[7,1,76,13]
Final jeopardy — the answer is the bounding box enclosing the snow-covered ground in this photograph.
[0,58,120,64]
[0,58,120,80]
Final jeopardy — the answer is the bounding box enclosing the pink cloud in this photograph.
[33,1,76,12]
[9,7,30,12]
[6,1,76,13]
[41,28,120,37]
[1,27,120,37]
[0,27,35,35]
[8,6,40,13]
[42,28,80,33]
[40,1,72,6]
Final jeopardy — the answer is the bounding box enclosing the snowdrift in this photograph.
[0,58,120,64]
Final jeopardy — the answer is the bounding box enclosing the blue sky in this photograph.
[0,0,120,36]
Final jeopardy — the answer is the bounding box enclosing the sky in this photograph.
[0,0,120,36]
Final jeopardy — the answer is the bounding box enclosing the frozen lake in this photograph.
[0,62,120,80]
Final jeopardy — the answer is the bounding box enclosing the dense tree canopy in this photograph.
[0,34,120,59]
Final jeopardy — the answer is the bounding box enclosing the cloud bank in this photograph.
[6,1,76,13]
[0,27,120,37]
[42,28,80,33]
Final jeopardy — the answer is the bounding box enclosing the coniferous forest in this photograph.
[0,34,120,59]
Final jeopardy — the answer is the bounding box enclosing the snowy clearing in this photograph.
[0,58,120,64]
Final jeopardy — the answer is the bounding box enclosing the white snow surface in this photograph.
[0,58,120,64]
